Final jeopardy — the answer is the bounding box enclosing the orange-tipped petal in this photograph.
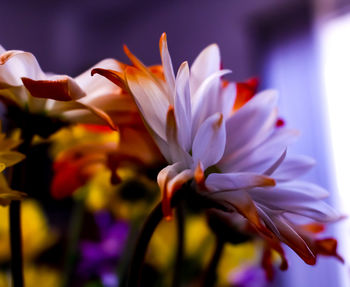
[22,77,85,101]
[194,162,205,189]
[75,101,118,131]
[123,45,149,75]
[314,238,344,263]
[91,68,128,92]
[158,164,181,220]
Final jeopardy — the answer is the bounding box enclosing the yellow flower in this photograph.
[0,199,56,262]
[0,126,25,205]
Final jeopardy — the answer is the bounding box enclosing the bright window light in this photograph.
[320,12,350,281]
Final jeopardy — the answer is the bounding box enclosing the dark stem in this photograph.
[9,132,33,287]
[127,202,163,287]
[61,198,85,287]
[172,205,185,287]
[10,201,23,287]
[202,237,225,287]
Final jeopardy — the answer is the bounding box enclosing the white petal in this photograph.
[166,107,192,166]
[175,61,192,152]
[166,169,194,196]
[192,113,226,169]
[220,82,236,119]
[191,69,231,139]
[278,181,329,199]
[0,50,45,86]
[219,128,299,173]
[272,155,316,181]
[224,90,278,156]
[249,186,340,222]
[206,172,275,191]
[125,67,169,140]
[190,44,221,95]
[75,58,123,101]
[157,162,185,193]
[159,33,176,101]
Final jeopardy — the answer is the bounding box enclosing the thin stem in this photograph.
[202,237,225,287]
[9,132,33,287]
[61,198,85,287]
[127,202,163,287]
[10,201,23,287]
[172,205,185,287]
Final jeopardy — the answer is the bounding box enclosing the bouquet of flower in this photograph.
[0,33,343,287]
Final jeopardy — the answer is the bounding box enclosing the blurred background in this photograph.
[1,0,350,286]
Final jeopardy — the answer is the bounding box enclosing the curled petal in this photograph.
[0,50,45,86]
[157,163,184,219]
[22,76,85,101]
[91,68,128,92]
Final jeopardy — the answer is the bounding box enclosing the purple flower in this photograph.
[78,211,129,282]
[228,265,267,287]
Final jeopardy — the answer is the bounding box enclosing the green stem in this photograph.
[202,237,225,287]
[126,202,163,287]
[172,205,185,287]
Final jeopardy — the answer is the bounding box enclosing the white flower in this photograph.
[95,33,341,265]
[0,45,138,129]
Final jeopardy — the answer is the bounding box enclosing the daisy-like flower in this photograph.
[95,33,341,267]
[0,45,140,131]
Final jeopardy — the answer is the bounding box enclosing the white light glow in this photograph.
[320,13,350,284]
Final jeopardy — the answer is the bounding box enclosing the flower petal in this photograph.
[166,106,192,166]
[0,50,45,86]
[190,44,221,95]
[219,128,299,173]
[22,76,85,101]
[159,33,176,99]
[208,189,269,235]
[157,163,185,219]
[273,216,316,265]
[272,155,316,181]
[224,90,278,157]
[206,172,275,191]
[191,69,231,138]
[192,112,226,169]
[125,66,169,140]
[220,82,236,119]
[175,61,192,151]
